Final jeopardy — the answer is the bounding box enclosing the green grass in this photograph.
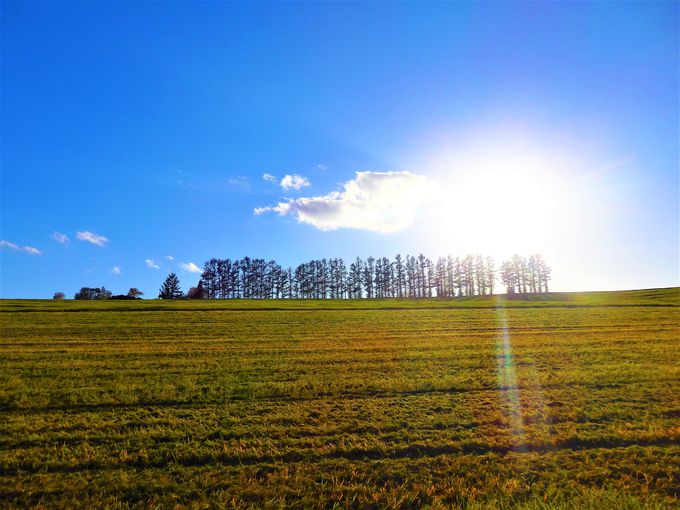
[1,288,678,509]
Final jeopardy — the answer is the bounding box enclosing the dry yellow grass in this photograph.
[0,289,678,508]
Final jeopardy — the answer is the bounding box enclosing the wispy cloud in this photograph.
[179,262,202,274]
[111,266,122,275]
[2,240,20,250]
[227,175,250,190]
[0,240,43,255]
[254,171,439,233]
[171,170,198,190]
[316,164,328,171]
[166,255,174,261]
[262,173,277,183]
[280,174,310,191]
[52,232,70,245]
[145,258,160,269]
[76,231,109,247]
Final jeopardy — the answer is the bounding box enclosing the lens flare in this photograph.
[495,301,526,450]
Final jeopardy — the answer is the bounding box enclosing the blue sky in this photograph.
[1,1,678,298]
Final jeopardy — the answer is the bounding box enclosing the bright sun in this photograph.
[423,142,573,259]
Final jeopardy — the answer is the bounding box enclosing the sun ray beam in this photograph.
[495,299,526,451]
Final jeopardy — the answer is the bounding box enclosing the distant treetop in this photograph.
[158,273,183,300]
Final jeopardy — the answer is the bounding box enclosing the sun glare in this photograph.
[423,140,573,260]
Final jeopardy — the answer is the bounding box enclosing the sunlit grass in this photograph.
[0,288,678,508]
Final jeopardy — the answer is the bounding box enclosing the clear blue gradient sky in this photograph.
[1,1,678,298]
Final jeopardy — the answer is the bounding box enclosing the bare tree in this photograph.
[485,256,496,295]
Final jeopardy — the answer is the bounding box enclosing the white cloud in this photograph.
[166,255,174,261]
[254,171,440,233]
[76,231,109,247]
[316,164,328,171]
[0,240,43,255]
[52,232,70,245]
[262,173,277,183]
[179,262,201,274]
[280,174,310,190]
[145,258,160,269]
[111,266,122,275]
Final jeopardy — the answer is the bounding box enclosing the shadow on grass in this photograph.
[2,435,677,477]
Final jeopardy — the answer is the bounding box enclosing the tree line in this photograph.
[59,254,552,300]
[499,254,552,294]
[182,254,551,300]
[65,287,144,300]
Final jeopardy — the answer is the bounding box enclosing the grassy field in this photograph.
[1,288,678,509]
